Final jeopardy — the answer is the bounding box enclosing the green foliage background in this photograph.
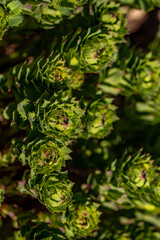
[1,0,160,239]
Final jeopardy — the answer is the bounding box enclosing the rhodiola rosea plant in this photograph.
[1,0,160,239]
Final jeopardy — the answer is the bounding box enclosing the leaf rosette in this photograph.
[40,56,72,89]
[33,172,73,212]
[31,141,71,174]
[28,4,63,27]
[115,150,155,194]
[95,0,127,41]
[36,91,84,142]
[80,34,117,72]
[22,138,72,174]
[66,201,101,237]
[14,54,73,92]
[84,98,118,138]
[63,28,117,73]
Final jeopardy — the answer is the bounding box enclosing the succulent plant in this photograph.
[36,91,84,142]
[66,201,101,237]
[33,171,74,213]
[84,97,118,138]
[114,150,155,194]
[80,34,117,72]
[20,137,72,174]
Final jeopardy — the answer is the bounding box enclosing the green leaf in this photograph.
[7,1,23,15]
[8,15,23,27]
[17,99,32,120]
[3,102,17,120]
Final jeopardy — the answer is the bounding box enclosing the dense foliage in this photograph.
[1,0,160,239]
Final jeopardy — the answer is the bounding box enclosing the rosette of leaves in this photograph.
[117,47,160,99]
[36,91,84,142]
[31,171,73,212]
[80,33,117,72]
[114,150,155,194]
[0,0,23,39]
[20,137,72,174]
[36,55,72,90]
[94,0,127,42]
[65,201,101,238]
[131,54,160,98]
[99,47,160,100]
[23,3,64,27]
[84,97,118,138]
[63,27,117,73]
[1,53,72,102]
[2,55,79,129]
[13,54,72,94]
